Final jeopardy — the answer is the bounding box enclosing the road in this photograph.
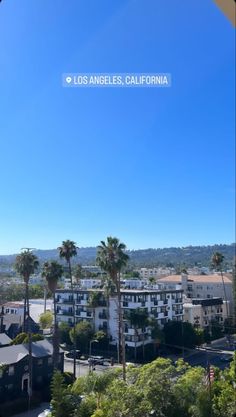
[63,358,112,377]
[12,403,50,417]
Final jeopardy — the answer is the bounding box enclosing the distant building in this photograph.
[2,299,53,324]
[158,274,234,314]
[0,340,64,405]
[136,267,175,280]
[184,297,228,329]
[79,279,102,289]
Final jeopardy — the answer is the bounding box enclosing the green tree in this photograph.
[59,321,72,345]
[11,332,44,344]
[96,236,129,380]
[39,310,53,329]
[58,240,78,378]
[51,371,74,417]
[14,249,39,408]
[148,317,165,355]
[70,321,94,353]
[163,321,197,350]
[88,291,102,331]
[128,308,149,360]
[14,250,39,331]
[74,264,83,287]
[42,260,64,369]
[211,252,229,319]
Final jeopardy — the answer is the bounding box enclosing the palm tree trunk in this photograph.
[134,328,137,361]
[220,269,229,318]
[142,333,145,360]
[53,291,59,369]
[117,274,126,381]
[25,281,32,410]
[68,259,76,379]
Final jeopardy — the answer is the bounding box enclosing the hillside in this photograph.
[0,243,235,268]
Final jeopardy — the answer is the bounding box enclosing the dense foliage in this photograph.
[50,354,236,417]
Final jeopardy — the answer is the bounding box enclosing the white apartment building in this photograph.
[184,297,228,329]
[158,274,233,314]
[55,287,183,350]
[79,279,102,289]
[136,267,175,280]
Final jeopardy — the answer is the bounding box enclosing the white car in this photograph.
[38,409,51,417]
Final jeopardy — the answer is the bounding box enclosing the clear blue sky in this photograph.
[0,0,235,254]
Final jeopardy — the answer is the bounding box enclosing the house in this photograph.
[0,339,64,404]
[1,314,40,339]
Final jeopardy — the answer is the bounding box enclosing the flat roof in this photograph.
[158,274,232,284]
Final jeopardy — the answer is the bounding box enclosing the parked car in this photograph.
[88,356,105,365]
[65,350,81,359]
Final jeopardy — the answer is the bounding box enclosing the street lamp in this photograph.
[89,339,99,357]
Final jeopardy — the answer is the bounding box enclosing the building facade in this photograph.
[184,297,228,329]
[158,274,233,314]
[0,340,64,404]
[55,287,183,350]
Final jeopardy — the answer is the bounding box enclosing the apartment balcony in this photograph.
[56,298,73,304]
[98,312,107,320]
[174,310,183,315]
[122,301,147,308]
[76,311,92,318]
[57,310,73,316]
[76,299,88,306]
[173,299,182,304]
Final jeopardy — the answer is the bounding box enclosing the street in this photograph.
[12,403,50,417]
[63,358,117,377]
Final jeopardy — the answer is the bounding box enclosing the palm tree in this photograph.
[15,250,39,331]
[96,236,129,380]
[102,276,115,347]
[129,308,149,360]
[148,317,164,356]
[42,261,63,369]
[88,291,101,331]
[58,240,78,378]
[74,264,83,288]
[211,252,229,319]
[14,249,39,409]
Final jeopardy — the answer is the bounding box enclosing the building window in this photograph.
[38,359,43,366]
[8,366,14,376]
[37,376,43,383]
[7,384,13,390]
[48,357,53,365]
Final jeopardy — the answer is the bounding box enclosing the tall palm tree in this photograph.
[15,250,39,331]
[88,291,101,331]
[102,276,115,348]
[211,252,229,319]
[42,261,63,369]
[58,240,78,378]
[96,236,129,380]
[14,249,39,409]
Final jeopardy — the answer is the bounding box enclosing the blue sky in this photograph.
[0,0,235,254]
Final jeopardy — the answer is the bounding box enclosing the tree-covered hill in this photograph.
[0,243,235,268]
